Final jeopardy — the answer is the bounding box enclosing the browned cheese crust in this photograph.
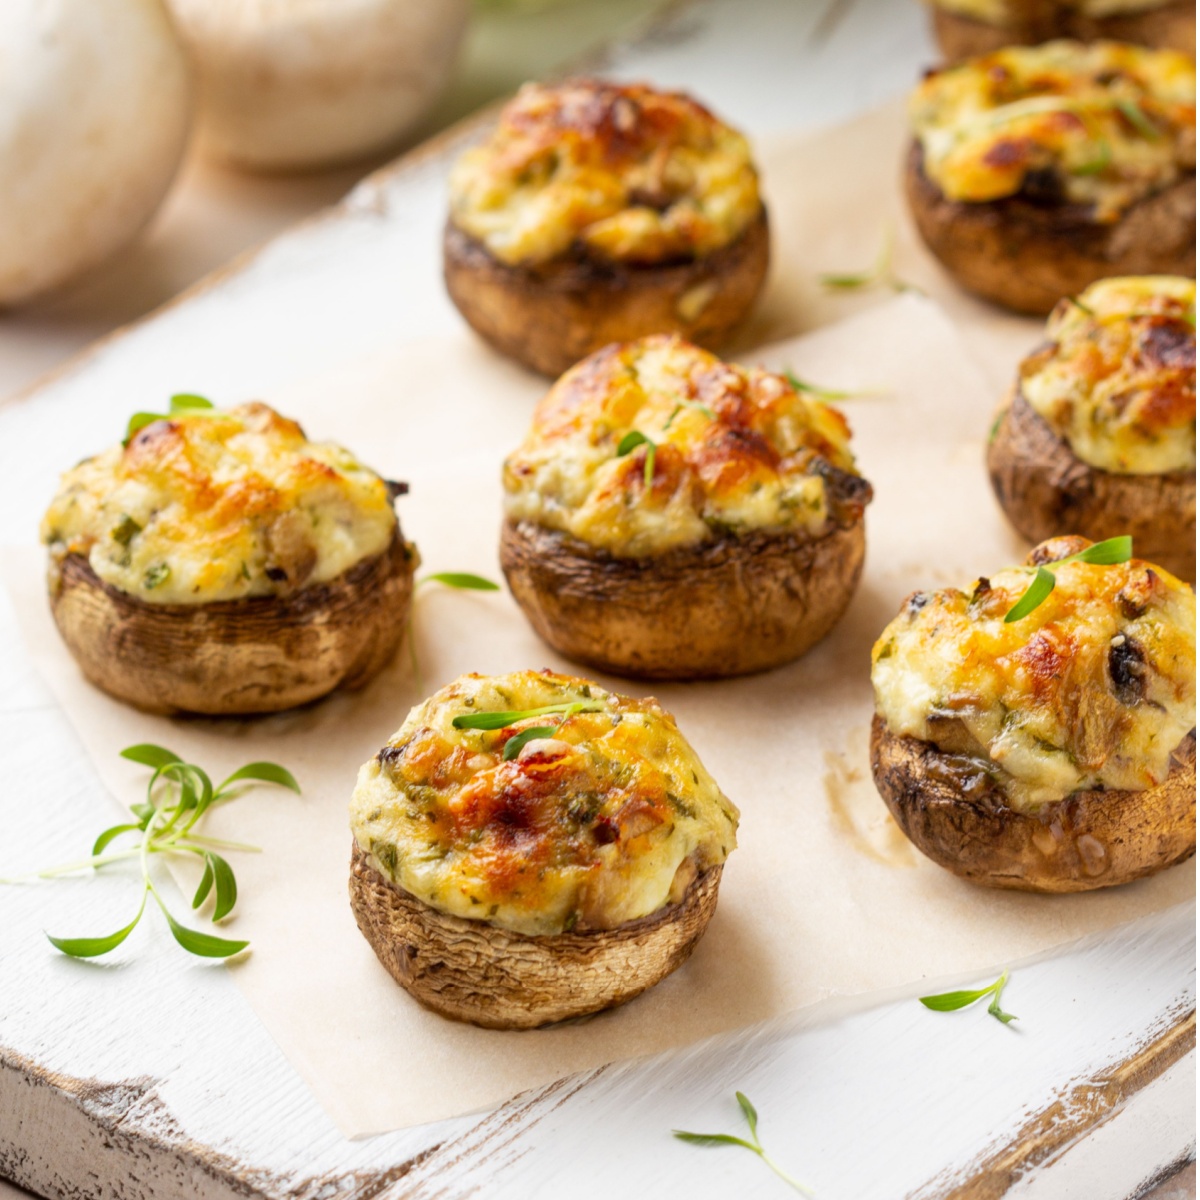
[905,142,1196,315]
[870,714,1196,891]
[348,840,722,1028]
[48,532,415,715]
[932,1,1197,61]
[501,516,866,680]
[443,207,770,378]
[987,387,1196,580]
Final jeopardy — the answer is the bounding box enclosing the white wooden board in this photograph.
[1,1,1193,1195]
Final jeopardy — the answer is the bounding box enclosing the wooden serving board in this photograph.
[0,1,1193,1196]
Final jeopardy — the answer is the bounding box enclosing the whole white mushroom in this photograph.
[0,0,193,307]
[166,0,471,172]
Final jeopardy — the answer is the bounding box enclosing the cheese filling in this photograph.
[871,537,1196,811]
[349,670,739,937]
[448,80,762,267]
[503,335,871,559]
[1020,276,1196,474]
[932,0,1179,27]
[910,42,1196,222]
[41,402,398,605]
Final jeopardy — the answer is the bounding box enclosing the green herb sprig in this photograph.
[453,700,604,731]
[674,1092,812,1195]
[1004,536,1132,623]
[406,572,502,691]
[920,970,1018,1025]
[617,430,657,489]
[784,369,879,402]
[124,393,215,446]
[2,744,299,960]
[663,399,716,429]
[819,227,921,296]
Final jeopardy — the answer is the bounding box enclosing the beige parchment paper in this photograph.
[4,290,1194,1136]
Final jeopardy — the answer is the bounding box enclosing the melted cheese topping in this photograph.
[41,402,398,605]
[911,42,1196,222]
[1020,276,1196,474]
[349,670,739,936]
[872,537,1196,811]
[933,0,1175,26]
[503,335,870,558]
[448,80,762,267]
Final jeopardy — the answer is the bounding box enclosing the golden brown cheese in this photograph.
[503,335,871,558]
[871,536,1196,811]
[933,0,1177,26]
[447,80,762,267]
[1020,275,1196,473]
[41,402,398,605]
[349,670,739,937]
[910,41,1196,222]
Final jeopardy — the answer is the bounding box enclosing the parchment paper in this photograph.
[4,293,1193,1136]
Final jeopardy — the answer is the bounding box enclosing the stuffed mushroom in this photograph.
[906,41,1195,315]
[870,535,1196,892]
[41,399,416,715]
[928,0,1196,61]
[444,79,769,378]
[500,335,873,680]
[987,275,1195,580]
[348,669,739,1028]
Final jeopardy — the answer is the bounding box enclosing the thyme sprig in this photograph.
[674,1092,812,1195]
[1004,536,1132,623]
[1,744,299,960]
[124,393,215,446]
[819,227,921,296]
[921,970,1018,1026]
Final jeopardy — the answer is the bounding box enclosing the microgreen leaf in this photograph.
[820,226,920,296]
[1004,566,1056,623]
[616,429,657,488]
[674,1093,812,1194]
[47,891,147,959]
[736,1092,759,1141]
[819,270,875,289]
[419,573,501,591]
[217,762,301,796]
[453,701,604,731]
[502,726,558,761]
[158,900,248,959]
[662,400,716,430]
[121,743,183,769]
[205,853,238,921]
[124,412,165,444]
[921,971,1017,1026]
[1070,535,1132,566]
[1067,296,1097,317]
[192,856,215,910]
[1115,98,1161,140]
[784,370,860,401]
[92,824,143,856]
[169,393,214,412]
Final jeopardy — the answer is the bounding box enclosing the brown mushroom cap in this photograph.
[905,141,1196,315]
[870,714,1196,892]
[931,1,1197,62]
[500,515,866,680]
[348,840,723,1028]
[987,386,1196,581]
[47,531,415,715]
[443,207,770,378]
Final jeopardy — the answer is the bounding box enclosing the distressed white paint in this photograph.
[0,1,1193,1196]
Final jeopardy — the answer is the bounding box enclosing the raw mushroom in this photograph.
[0,0,193,306]
[166,0,471,172]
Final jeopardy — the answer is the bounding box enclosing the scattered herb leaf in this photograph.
[783,369,869,402]
[663,399,716,430]
[419,573,501,591]
[674,1092,812,1195]
[1004,537,1132,622]
[1067,296,1097,317]
[921,970,1017,1026]
[123,394,216,446]
[7,745,299,961]
[617,429,657,488]
[1115,98,1161,140]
